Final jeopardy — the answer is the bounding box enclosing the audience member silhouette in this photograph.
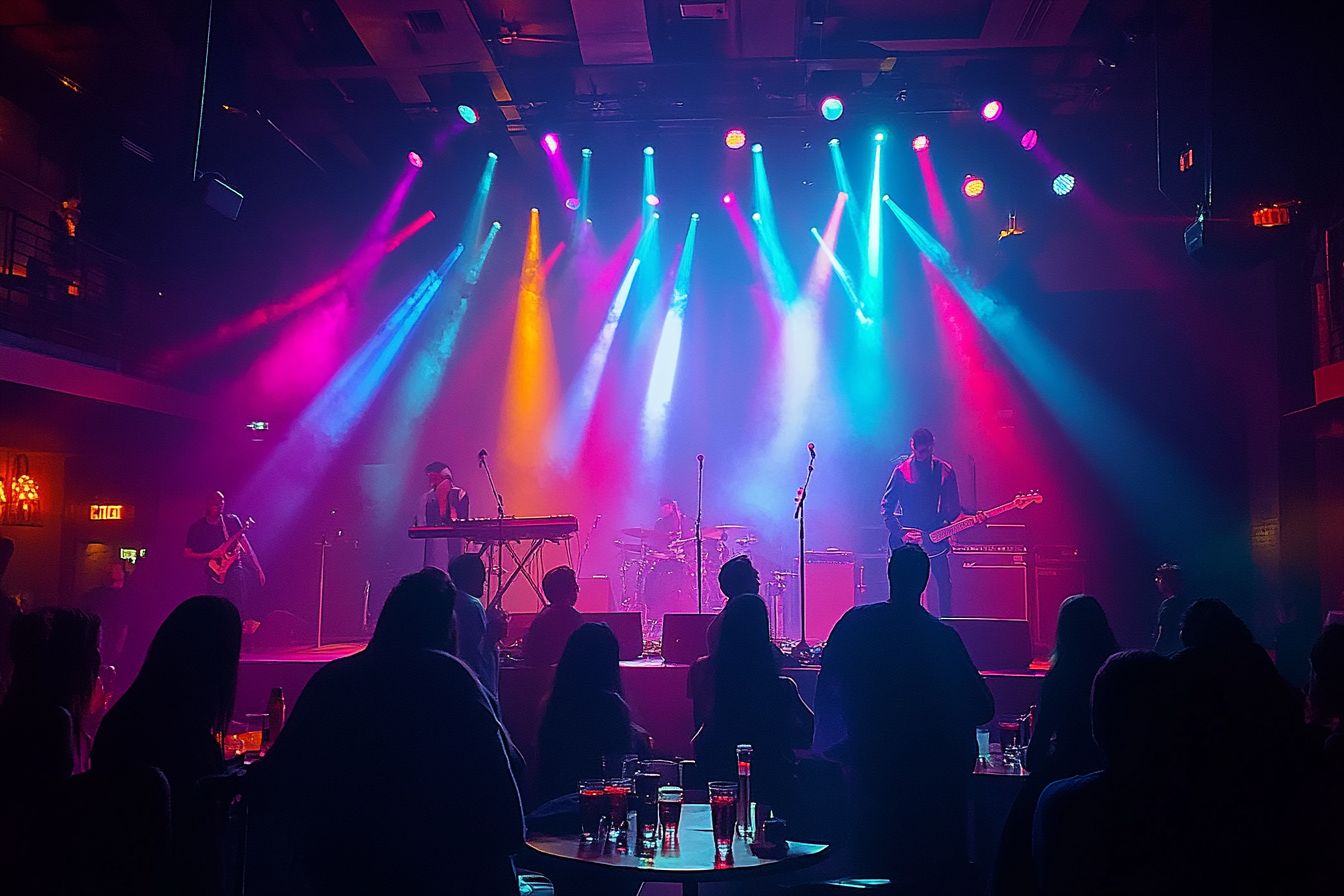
[524,566,584,667]
[255,568,524,895]
[536,622,639,805]
[1151,562,1190,657]
[1308,622,1344,762]
[693,593,812,811]
[448,551,500,694]
[1033,650,1186,896]
[992,594,1118,895]
[80,558,132,669]
[91,594,241,893]
[0,537,17,698]
[688,556,771,731]
[816,544,994,893]
[1286,622,1344,895]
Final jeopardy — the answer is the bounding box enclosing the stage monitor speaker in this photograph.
[1033,559,1086,652]
[662,613,717,664]
[943,618,1032,672]
[504,612,536,648]
[577,575,613,613]
[584,612,644,660]
[946,549,1028,620]
[803,549,855,644]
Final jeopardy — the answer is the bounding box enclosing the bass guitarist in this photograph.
[184,490,265,627]
[881,428,981,618]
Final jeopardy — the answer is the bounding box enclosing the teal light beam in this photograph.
[641,214,699,464]
[811,227,869,325]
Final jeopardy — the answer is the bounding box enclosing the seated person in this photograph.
[688,556,764,731]
[255,568,524,895]
[523,566,584,668]
[447,552,501,695]
[536,623,641,805]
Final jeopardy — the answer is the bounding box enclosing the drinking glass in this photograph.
[242,713,269,759]
[708,781,738,856]
[657,785,683,838]
[578,780,607,840]
[605,777,633,841]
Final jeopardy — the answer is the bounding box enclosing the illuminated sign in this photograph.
[119,548,146,563]
[90,505,124,521]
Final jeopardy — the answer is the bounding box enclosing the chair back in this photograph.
[64,765,172,894]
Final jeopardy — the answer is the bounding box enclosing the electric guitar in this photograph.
[208,517,255,583]
[897,492,1043,558]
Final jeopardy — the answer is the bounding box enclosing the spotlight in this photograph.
[645,194,660,207]
[542,133,559,154]
[828,138,840,147]
[722,193,734,204]
[962,175,985,198]
[981,100,1003,121]
[820,96,845,121]
[487,152,498,160]
[725,128,747,150]
[457,104,479,124]
[644,146,655,156]
[691,212,700,220]
[751,212,761,221]
[581,147,592,157]
[751,143,763,153]
[1052,173,1076,196]
[874,132,886,142]
[407,151,424,168]
[1021,129,1039,150]
[911,134,930,152]
[565,198,580,210]
[652,212,660,219]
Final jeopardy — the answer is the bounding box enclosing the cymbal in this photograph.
[614,541,647,552]
[620,527,663,539]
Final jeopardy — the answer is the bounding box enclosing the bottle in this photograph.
[736,744,754,839]
[265,687,285,751]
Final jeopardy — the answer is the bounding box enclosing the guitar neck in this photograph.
[930,501,1017,542]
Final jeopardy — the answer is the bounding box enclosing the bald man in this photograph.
[184,490,265,626]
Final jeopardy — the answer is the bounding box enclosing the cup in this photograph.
[579,780,607,841]
[605,777,633,841]
[708,781,738,856]
[657,785,683,838]
[976,726,991,759]
[242,713,269,759]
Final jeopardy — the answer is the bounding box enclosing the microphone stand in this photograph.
[315,509,336,648]
[792,445,816,662]
[695,454,705,614]
[479,451,506,605]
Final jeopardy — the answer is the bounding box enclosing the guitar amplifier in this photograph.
[1033,557,1086,653]
[947,548,1028,620]
[803,549,855,644]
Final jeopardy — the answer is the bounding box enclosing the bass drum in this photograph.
[643,558,697,623]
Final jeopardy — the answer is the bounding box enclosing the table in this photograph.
[522,804,830,896]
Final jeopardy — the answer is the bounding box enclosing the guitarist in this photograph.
[183,491,265,627]
[880,428,981,618]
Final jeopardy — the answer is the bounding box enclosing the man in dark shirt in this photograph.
[1151,562,1192,656]
[816,544,995,892]
[183,491,264,625]
[688,556,767,731]
[880,427,975,618]
[523,566,584,667]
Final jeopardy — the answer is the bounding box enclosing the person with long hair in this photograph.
[536,622,638,805]
[91,594,241,892]
[693,594,813,810]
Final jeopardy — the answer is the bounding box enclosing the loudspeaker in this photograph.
[577,575,613,613]
[1033,559,1086,652]
[202,175,244,220]
[943,618,1032,672]
[803,549,855,644]
[946,549,1028,619]
[661,613,717,664]
[584,612,644,660]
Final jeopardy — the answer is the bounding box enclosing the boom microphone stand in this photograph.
[479,449,506,604]
[792,443,816,661]
[695,454,705,614]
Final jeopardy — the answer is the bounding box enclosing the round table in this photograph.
[522,804,830,896]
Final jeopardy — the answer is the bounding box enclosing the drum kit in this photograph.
[614,524,760,636]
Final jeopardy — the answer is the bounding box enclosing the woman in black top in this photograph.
[693,594,813,811]
[536,623,639,805]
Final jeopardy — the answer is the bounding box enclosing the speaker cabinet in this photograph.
[803,549,855,644]
[1033,559,1086,653]
[577,575,613,613]
[662,613,718,664]
[946,549,1028,620]
[583,612,644,660]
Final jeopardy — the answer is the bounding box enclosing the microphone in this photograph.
[697,454,705,466]
[807,442,816,459]
[477,449,488,467]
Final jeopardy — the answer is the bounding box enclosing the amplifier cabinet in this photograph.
[946,549,1028,620]
[1033,559,1086,652]
[803,549,855,645]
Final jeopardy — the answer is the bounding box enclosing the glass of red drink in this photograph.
[606,778,633,840]
[657,785,683,838]
[579,780,607,840]
[708,781,738,857]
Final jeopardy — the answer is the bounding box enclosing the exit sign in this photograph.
[90,505,124,520]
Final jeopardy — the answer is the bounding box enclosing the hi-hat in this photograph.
[620,527,662,539]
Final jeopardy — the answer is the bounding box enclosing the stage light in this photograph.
[691,213,700,220]
[457,104,479,124]
[981,100,1003,121]
[820,96,845,121]
[751,143,763,153]
[565,198,580,210]
[407,151,424,168]
[912,134,930,152]
[488,152,498,160]
[828,138,840,147]
[1021,129,1039,150]
[1052,173,1076,196]
[725,128,747,150]
[722,193,734,204]
[581,147,592,157]
[542,133,559,154]
[653,212,660,219]
[645,194,660,207]
[1252,205,1292,227]
[644,146,655,156]
[751,212,762,221]
[962,175,985,198]
[874,132,886,142]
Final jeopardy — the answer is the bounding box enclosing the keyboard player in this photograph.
[422,461,470,571]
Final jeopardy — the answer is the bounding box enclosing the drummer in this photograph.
[653,497,685,548]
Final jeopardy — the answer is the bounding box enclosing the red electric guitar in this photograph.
[208,517,255,583]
